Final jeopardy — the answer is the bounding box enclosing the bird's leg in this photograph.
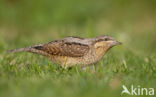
[61,57,69,69]
[81,64,98,74]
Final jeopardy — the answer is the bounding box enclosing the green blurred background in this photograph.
[0,0,156,97]
[0,0,156,54]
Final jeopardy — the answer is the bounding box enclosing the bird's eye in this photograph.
[104,38,109,41]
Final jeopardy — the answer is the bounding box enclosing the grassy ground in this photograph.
[0,0,156,97]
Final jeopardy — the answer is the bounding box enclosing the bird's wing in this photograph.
[35,40,90,57]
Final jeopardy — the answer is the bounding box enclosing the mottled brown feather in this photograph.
[41,40,89,57]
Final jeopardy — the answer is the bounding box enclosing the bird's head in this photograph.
[94,35,121,49]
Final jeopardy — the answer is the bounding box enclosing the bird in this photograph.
[8,35,121,68]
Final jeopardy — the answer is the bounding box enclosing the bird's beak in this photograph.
[115,41,122,45]
[109,40,122,46]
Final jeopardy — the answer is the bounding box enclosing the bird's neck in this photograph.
[94,46,110,61]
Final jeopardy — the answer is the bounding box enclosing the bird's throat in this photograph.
[94,46,110,61]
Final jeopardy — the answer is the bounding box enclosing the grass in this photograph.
[0,0,156,97]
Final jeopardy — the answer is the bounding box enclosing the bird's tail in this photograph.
[8,47,32,53]
[7,45,49,56]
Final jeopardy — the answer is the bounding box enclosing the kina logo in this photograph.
[121,85,154,96]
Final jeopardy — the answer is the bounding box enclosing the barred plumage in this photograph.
[8,35,121,68]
